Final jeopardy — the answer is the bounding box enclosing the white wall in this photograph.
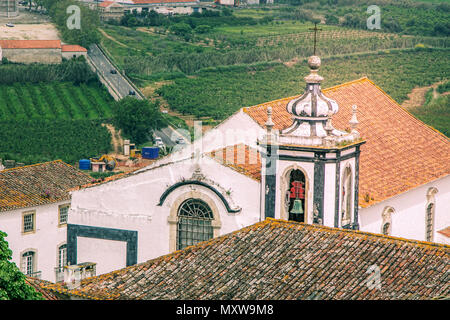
[0,201,69,282]
[69,156,261,275]
[360,175,450,243]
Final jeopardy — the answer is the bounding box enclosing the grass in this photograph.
[410,95,450,137]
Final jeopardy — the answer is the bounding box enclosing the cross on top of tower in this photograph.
[308,23,322,56]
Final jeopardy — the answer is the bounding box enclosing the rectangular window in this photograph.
[23,211,35,233]
[59,204,69,225]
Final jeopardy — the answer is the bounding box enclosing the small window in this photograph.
[59,204,69,225]
[23,211,35,233]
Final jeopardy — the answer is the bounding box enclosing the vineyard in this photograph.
[156,48,450,120]
[0,82,114,121]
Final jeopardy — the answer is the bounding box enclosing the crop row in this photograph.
[0,82,113,121]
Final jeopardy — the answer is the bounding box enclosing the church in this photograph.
[66,55,450,277]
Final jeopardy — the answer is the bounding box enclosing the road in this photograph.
[87,44,141,100]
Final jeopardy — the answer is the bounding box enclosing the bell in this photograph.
[290,199,304,215]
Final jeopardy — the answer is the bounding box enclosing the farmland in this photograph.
[0,61,115,165]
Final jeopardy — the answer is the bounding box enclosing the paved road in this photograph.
[88,44,141,100]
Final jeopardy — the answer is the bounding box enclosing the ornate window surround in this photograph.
[425,187,438,242]
[168,190,222,253]
[279,164,310,223]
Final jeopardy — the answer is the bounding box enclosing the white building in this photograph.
[66,55,450,277]
[116,0,203,15]
[0,161,93,282]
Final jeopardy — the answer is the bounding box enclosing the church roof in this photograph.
[0,160,92,212]
[42,218,450,300]
[243,77,450,208]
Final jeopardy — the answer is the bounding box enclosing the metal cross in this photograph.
[309,23,322,55]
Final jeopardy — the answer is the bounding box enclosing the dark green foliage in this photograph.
[437,81,450,94]
[0,120,112,165]
[112,97,164,144]
[0,231,43,300]
[410,95,450,137]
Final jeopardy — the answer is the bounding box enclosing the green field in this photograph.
[0,82,114,121]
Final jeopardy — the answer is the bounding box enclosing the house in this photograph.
[0,160,93,282]
[61,44,88,60]
[41,218,450,300]
[98,1,125,22]
[0,40,87,64]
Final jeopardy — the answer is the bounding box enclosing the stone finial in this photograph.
[324,110,334,135]
[304,56,324,84]
[349,105,359,132]
[265,107,274,131]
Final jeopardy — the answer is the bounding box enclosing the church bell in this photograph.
[290,199,304,215]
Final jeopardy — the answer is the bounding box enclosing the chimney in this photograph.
[64,262,97,289]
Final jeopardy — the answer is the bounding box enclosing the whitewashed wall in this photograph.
[0,201,69,282]
[69,156,261,276]
[359,175,450,244]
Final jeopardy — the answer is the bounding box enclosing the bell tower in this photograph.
[259,56,365,229]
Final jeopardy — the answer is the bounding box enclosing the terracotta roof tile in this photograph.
[43,218,450,300]
[438,227,450,238]
[243,78,450,207]
[25,277,64,300]
[61,44,87,52]
[0,160,93,212]
[0,40,61,49]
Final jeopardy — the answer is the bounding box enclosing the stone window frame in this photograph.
[425,187,438,242]
[340,165,353,227]
[279,164,310,223]
[20,248,38,276]
[22,210,36,234]
[168,190,221,253]
[58,203,70,227]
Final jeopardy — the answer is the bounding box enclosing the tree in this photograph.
[0,231,43,300]
[112,98,164,144]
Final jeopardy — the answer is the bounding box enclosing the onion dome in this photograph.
[279,56,347,145]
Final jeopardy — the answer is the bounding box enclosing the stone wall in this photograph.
[2,48,62,64]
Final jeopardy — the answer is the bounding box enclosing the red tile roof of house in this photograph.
[0,160,93,212]
[42,218,450,300]
[438,227,450,238]
[61,44,87,52]
[243,77,450,208]
[0,40,61,49]
[25,277,63,300]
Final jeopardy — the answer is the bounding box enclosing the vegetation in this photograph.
[0,120,112,165]
[411,95,450,137]
[0,231,43,300]
[112,97,164,144]
[156,49,450,120]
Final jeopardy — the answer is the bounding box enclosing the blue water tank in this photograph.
[79,159,91,170]
[142,147,159,159]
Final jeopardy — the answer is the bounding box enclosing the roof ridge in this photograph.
[265,218,450,250]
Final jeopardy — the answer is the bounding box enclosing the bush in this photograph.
[195,25,212,34]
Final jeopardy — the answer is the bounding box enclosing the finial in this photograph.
[304,56,324,84]
[324,110,334,135]
[349,105,359,131]
[265,107,274,130]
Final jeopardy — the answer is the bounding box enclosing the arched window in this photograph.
[287,169,306,222]
[21,251,35,276]
[425,188,438,242]
[341,166,353,227]
[381,207,394,236]
[56,244,67,282]
[177,198,214,250]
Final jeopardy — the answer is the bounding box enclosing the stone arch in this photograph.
[425,187,438,242]
[167,190,222,252]
[280,164,310,223]
[381,206,395,235]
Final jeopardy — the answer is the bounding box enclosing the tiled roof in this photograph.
[43,218,450,300]
[0,160,93,212]
[438,227,450,238]
[61,44,87,52]
[244,77,450,207]
[25,277,63,300]
[208,144,261,181]
[0,40,61,49]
